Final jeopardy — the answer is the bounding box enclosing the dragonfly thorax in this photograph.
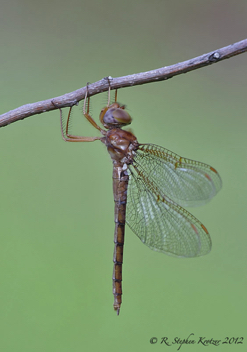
[104,128,138,165]
[100,102,132,129]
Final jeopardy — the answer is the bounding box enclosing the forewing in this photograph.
[134,144,222,207]
[126,163,212,257]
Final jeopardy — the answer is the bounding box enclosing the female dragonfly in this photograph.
[56,85,222,315]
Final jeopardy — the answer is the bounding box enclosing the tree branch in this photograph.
[1,38,247,128]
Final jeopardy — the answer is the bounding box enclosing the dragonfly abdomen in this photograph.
[112,166,129,315]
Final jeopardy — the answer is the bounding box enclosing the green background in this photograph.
[0,1,246,351]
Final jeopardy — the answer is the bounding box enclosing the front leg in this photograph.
[59,106,101,142]
[52,101,102,143]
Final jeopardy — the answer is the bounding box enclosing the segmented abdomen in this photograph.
[112,166,129,315]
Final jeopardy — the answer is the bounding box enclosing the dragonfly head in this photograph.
[99,102,132,129]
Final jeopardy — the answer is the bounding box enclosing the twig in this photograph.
[1,39,247,128]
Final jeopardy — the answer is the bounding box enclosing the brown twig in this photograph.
[1,39,247,128]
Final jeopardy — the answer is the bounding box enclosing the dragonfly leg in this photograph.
[83,84,104,132]
[106,76,117,106]
[60,106,101,142]
[52,101,101,142]
[52,100,102,142]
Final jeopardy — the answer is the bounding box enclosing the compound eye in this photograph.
[103,108,132,126]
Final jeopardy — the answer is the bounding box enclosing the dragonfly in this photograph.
[56,83,222,315]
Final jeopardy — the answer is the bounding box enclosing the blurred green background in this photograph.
[0,1,246,351]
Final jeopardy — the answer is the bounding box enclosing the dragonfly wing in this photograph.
[134,144,222,207]
[126,163,212,257]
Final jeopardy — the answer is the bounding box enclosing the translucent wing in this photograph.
[125,144,219,257]
[133,144,222,207]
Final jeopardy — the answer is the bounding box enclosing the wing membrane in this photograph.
[134,144,222,207]
[125,144,219,257]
